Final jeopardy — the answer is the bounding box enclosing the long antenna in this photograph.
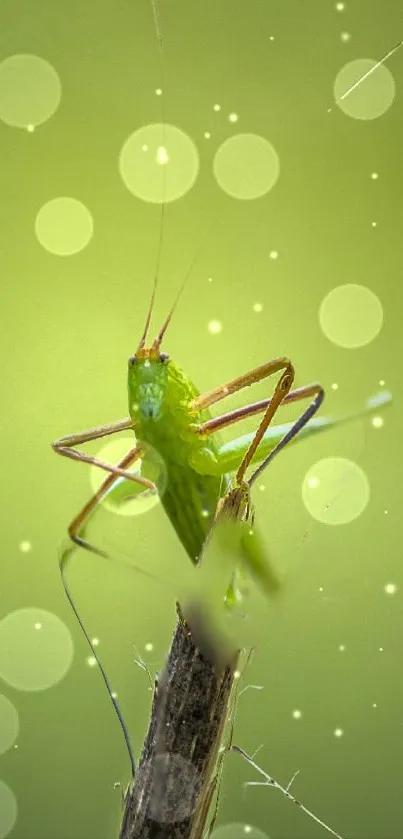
[152,217,218,350]
[137,0,167,352]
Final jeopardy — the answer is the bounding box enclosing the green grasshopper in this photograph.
[52,290,390,589]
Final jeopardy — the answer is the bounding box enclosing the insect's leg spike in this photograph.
[195,380,325,484]
[52,420,155,491]
[248,386,324,489]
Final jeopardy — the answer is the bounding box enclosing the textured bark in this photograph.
[119,603,239,839]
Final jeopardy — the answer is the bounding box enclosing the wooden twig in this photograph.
[119,602,240,839]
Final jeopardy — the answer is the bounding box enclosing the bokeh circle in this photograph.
[213,133,280,199]
[0,608,74,691]
[119,123,199,203]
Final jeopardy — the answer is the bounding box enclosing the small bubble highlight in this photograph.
[371,416,384,428]
[208,320,223,335]
[19,541,31,553]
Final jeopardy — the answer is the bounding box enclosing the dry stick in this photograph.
[119,489,249,839]
[119,601,240,839]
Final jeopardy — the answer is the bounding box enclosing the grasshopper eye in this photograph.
[159,353,170,363]
[128,356,137,365]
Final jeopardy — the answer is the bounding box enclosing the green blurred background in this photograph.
[1,1,402,837]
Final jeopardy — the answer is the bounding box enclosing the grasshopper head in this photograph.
[128,347,170,421]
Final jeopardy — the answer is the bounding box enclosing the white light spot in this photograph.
[87,656,97,668]
[34,623,42,630]
[371,416,384,428]
[338,644,346,652]
[335,2,345,10]
[204,131,211,139]
[269,250,279,259]
[208,277,213,283]
[213,103,221,112]
[27,123,34,132]
[155,88,162,96]
[201,509,209,518]
[340,32,351,42]
[253,302,263,313]
[259,484,266,492]
[384,583,397,596]
[91,637,99,647]
[334,727,344,738]
[156,145,169,165]
[379,379,385,386]
[331,383,339,390]
[372,703,377,708]
[319,586,324,592]
[234,670,241,679]
[209,823,269,839]
[372,221,377,227]
[144,359,150,367]
[19,541,31,553]
[307,476,320,489]
[371,172,379,180]
[111,691,118,699]
[379,647,384,652]
[145,642,154,652]
[229,112,239,123]
[208,320,223,334]
[292,709,303,719]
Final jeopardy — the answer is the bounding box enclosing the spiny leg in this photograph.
[67,446,143,558]
[247,385,324,488]
[195,379,324,488]
[52,417,154,491]
[192,357,295,413]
